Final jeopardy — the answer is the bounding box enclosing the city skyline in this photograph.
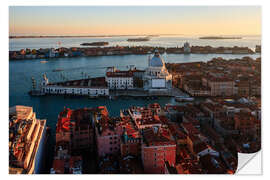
[9,6,261,36]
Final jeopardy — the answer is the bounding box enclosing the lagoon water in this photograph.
[9,36,261,172]
[9,35,261,51]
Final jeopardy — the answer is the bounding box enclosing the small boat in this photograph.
[175,96,194,102]
[40,60,48,63]
[52,68,63,72]
[89,95,99,99]
[28,90,45,96]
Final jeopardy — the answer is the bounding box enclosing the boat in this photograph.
[28,90,45,96]
[40,60,48,63]
[52,68,63,72]
[175,96,194,102]
[88,94,99,99]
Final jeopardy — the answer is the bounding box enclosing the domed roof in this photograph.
[184,42,190,47]
[149,50,165,67]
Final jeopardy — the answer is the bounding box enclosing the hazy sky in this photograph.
[9,6,261,36]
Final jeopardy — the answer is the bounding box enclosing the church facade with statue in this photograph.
[143,49,172,94]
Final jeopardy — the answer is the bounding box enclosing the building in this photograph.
[50,142,82,174]
[52,107,95,174]
[143,50,172,93]
[199,154,226,174]
[141,127,176,174]
[183,82,210,96]
[95,107,122,157]
[56,107,95,152]
[255,45,261,53]
[128,106,162,130]
[183,42,191,54]
[174,147,204,174]
[202,75,235,96]
[36,50,172,97]
[119,156,144,174]
[119,115,141,157]
[105,67,134,89]
[234,112,257,135]
[41,74,109,97]
[9,106,47,174]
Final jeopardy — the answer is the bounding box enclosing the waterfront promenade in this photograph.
[109,87,186,97]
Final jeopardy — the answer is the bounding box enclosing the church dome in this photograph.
[149,50,165,67]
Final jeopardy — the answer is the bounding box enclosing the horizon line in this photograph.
[9,33,261,38]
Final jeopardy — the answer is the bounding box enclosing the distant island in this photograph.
[80,42,109,46]
[127,37,150,42]
[199,36,242,40]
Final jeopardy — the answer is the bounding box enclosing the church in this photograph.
[37,50,172,97]
[143,49,172,93]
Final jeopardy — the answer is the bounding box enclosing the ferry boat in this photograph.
[175,96,194,102]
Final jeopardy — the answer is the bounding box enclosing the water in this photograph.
[9,53,260,131]
[9,35,261,51]
[9,36,261,172]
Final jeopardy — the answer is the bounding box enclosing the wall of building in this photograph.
[142,145,176,174]
[106,77,134,89]
[120,139,141,157]
[42,86,109,96]
[96,128,121,157]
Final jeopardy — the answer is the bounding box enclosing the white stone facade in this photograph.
[40,74,109,96]
[143,50,172,91]
[106,76,133,89]
[42,86,109,96]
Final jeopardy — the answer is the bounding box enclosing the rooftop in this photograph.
[106,70,134,78]
[50,77,107,88]
[9,105,33,121]
[142,127,175,147]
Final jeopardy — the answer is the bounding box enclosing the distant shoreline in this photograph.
[9,45,258,61]
[80,42,109,46]
[9,34,179,39]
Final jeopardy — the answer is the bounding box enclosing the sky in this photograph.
[9,6,261,36]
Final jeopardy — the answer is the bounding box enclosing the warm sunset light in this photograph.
[9,5,261,175]
[9,6,261,36]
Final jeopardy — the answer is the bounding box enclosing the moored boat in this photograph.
[175,96,194,102]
